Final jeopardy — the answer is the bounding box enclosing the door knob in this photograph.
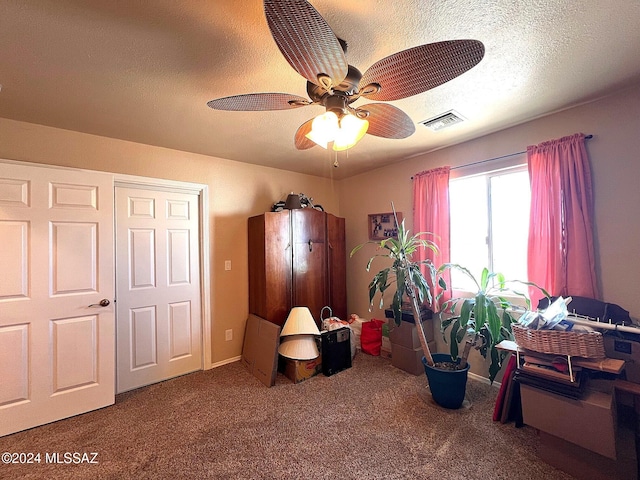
[88,299,110,307]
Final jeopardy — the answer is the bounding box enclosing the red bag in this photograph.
[360,319,384,356]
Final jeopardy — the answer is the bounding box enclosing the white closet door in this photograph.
[115,187,202,393]
[0,161,115,437]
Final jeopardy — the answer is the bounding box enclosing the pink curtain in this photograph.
[413,166,451,311]
[527,133,599,307]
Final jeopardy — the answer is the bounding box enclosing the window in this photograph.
[449,166,530,291]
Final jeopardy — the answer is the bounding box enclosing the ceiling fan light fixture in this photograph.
[305,111,339,148]
[306,110,369,151]
[333,114,369,151]
[304,130,328,149]
[209,2,486,153]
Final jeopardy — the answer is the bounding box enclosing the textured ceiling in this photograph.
[1,0,640,179]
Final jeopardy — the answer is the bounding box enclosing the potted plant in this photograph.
[350,209,439,367]
[436,264,549,385]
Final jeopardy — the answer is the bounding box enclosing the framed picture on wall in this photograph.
[368,212,403,240]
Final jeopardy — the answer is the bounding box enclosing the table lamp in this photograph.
[278,306,320,360]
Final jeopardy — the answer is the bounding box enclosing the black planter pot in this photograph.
[422,353,470,409]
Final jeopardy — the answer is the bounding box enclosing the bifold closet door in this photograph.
[115,187,202,393]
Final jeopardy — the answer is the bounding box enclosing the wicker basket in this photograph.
[512,324,605,358]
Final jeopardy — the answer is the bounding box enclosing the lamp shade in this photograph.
[284,192,302,209]
[305,111,339,149]
[281,306,320,337]
[333,115,369,151]
[278,335,319,360]
[305,111,369,151]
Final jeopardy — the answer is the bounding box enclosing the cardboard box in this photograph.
[391,341,436,375]
[380,346,392,360]
[520,384,617,459]
[388,318,434,347]
[381,337,392,356]
[241,314,281,387]
[604,334,640,383]
[280,356,322,384]
[380,319,392,359]
[384,307,432,323]
[537,412,637,480]
[538,431,614,480]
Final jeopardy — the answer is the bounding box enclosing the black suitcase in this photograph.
[321,327,352,376]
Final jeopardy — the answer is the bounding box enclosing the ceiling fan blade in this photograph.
[360,40,485,101]
[294,119,316,150]
[207,93,310,111]
[358,104,416,139]
[264,0,348,88]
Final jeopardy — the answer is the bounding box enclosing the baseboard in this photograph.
[469,371,501,388]
[213,357,503,385]
[211,356,242,368]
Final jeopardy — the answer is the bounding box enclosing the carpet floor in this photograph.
[0,354,576,479]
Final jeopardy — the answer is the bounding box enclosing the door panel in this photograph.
[0,324,29,406]
[168,229,191,285]
[130,228,156,288]
[291,209,327,326]
[51,222,98,294]
[169,301,193,358]
[130,306,158,369]
[116,187,201,393]
[51,315,98,392]
[0,178,30,205]
[0,161,114,437]
[0,221,29,299]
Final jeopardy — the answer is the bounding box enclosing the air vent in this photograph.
[419,110,465,131]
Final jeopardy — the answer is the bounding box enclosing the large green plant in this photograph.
[350,211,440,366]
[438,264,548,382]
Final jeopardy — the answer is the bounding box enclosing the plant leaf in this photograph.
[480,267,489,291]
[441,316,456,332]
[488,346,501,384]
[486,300,501,348]
[437,263,480,291]
[459,298,474,329]
[474,293,487,332]
[391,291,403,326]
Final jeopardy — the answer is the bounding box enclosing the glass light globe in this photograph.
[305,111,339,148]
[333,114,369,151]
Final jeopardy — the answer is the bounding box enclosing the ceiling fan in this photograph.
[207,0,485,153]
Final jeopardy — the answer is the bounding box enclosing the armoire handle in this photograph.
[308,239,313,252]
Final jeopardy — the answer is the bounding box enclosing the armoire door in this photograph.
[327,213,347,320]
[0,161,115,437]
[248,211,291,326]
[291,209,327,325]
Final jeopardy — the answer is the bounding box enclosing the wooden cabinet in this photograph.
[248,208,347,327]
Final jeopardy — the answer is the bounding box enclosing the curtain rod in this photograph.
[411,134,593,179]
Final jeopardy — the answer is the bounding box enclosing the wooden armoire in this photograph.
[248,208,347,327]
